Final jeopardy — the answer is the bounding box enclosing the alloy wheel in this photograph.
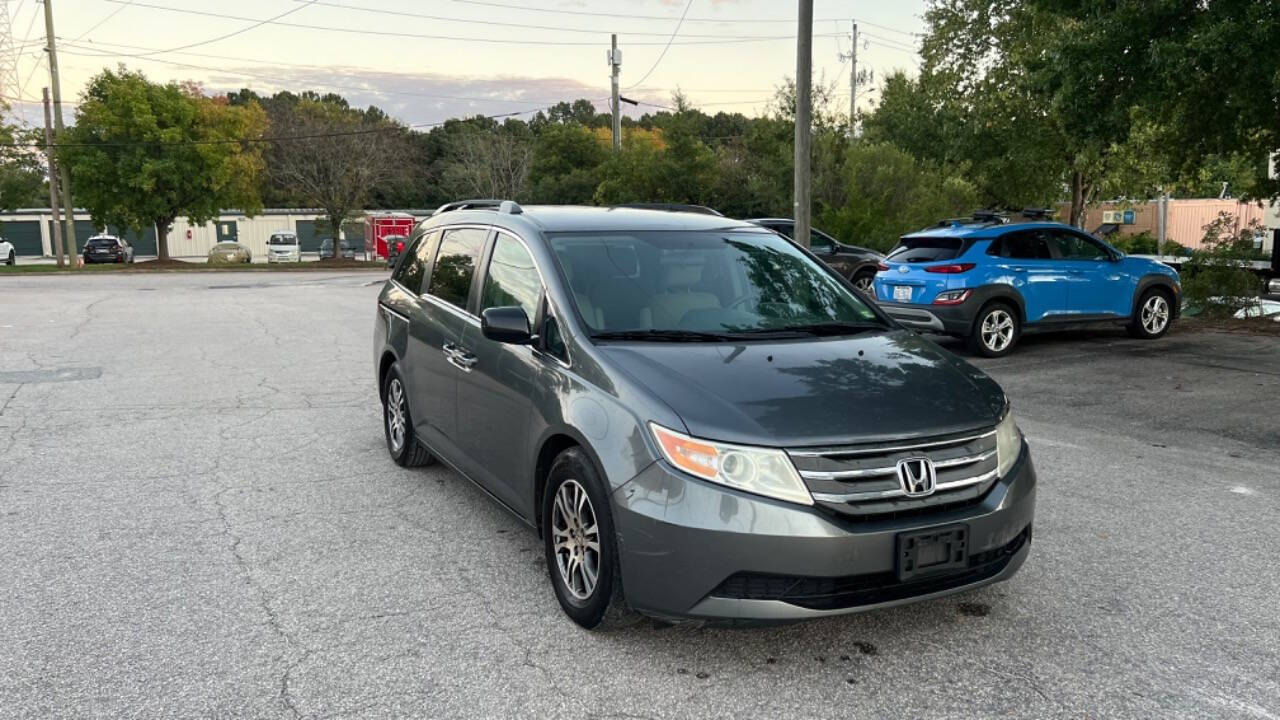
[981,309,1015,352]
[386,377,406,452]
[1141,295,1169,334]
[854,274,874,293]
[551,479,601,601]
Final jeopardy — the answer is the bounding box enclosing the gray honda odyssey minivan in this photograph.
[374,201,1035,629]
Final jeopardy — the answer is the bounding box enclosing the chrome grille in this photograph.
[788,428,999,518]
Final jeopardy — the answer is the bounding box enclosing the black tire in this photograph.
[967,302,1020,358]
[1128,288,1173,339]
[5,250,13,266]
[542,447,637,630]
[382,363,434,468]
[851,269,877,296]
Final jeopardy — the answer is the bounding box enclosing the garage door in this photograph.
[295,220,321,251]
[2,220,44,256]
[48,220,99,252]
[110,225,158,256]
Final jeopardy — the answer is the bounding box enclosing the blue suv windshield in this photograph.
[549,231,882,336]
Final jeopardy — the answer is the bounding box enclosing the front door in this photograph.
[1052,231,1128,316]
[454,231,544,513]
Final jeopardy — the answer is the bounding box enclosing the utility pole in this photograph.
[609,34,621,153]
[793,0,813,248]
[849,22,858,131]
[42,88,64,268]
[42,0,76,265]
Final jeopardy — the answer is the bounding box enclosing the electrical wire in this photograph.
[625,0,693,90]
[70,0,135,43]
[114,1,319,58]
[98,0,845,47]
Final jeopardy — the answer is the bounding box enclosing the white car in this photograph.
[267,232,302,263]
[1,237,13,265]
[1235,299,1280,322]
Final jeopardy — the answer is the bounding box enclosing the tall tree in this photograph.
[61,68,267,259]
[266,98,406,254]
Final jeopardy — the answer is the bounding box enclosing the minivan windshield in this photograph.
[549,230,884,338]
[269,234,298,245]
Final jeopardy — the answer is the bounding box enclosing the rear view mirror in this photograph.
[481,306,532,345]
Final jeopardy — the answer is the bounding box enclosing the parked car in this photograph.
[1,237,13,265]
[207,241,252,265]
[385,234,409,268]
[746,218,885,293]
[873,213,1182,357]
[319,237,359,260]
[1236,299,1280,321]
[1267,277,1280,297]
[374,202,1035,629]
[267,232,302,263]
[82,235,135,264]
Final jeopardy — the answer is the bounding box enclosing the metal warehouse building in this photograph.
[0,208,426,259]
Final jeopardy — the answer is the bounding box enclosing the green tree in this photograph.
[526,123,608,204]
[62,68,267,260]
[816,142,979,252]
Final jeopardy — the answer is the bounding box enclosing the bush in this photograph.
[1182,213,1265,318]
[1109,231,1188,256]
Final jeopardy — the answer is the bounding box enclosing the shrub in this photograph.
[1109,231,1188,256]
[1182,213,1265,318]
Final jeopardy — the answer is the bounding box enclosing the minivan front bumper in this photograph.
[611,441,1035,622]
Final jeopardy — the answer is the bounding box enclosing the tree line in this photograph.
[2,0,1274,260]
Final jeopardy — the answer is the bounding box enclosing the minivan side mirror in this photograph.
[481,306,532,345]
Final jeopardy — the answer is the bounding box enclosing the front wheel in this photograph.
[1129,289,1173,339]
[5,250,13,266]
[382,364,434,467]
[967,303,1020,358]
[542,448,636,630]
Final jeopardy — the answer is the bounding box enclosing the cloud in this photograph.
[202,66,673,125]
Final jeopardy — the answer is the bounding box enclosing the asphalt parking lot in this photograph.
[2,271,1277,719]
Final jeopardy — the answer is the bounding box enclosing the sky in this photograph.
[5,0,927,130]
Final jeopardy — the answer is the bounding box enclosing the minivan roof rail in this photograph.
[432,199,524,215]
[612,202,724,217]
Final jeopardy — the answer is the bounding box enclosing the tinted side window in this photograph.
[391,230,433,292]
[1000,232,1054,260]
[481,234,542,320]
[808,230,834,252]
[427,228,487,310]
[1055,232,1107,260]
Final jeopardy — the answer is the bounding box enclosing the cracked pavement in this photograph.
[1,271,1278,719]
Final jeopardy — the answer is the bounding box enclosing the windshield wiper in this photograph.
[738,321,885,337]
[590,329,736,342]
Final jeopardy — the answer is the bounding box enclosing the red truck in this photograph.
[364,212,417,259]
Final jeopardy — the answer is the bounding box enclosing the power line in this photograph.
[433,0,919,36]
[280,0,843,40]
[70,0,134,43]
[625,0,694,90]
[98,0,847,47]
[111,0,318,58]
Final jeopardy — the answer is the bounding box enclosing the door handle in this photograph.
[1011,266,1026,273]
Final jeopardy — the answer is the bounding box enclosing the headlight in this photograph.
[648,423,812,506]
[995,410,1022,477]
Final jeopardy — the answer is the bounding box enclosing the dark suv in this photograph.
[746,219,884,293]
[375,203,1035,628]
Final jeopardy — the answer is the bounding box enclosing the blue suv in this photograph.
[872,214,1181,356]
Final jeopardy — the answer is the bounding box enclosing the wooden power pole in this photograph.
[42,88,64,268]
[43,0,77,265]
[793,0,814,248]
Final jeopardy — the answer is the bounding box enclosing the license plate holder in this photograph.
[892,285,913,302]
[897,524,968,581]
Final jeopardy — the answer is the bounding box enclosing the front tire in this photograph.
[542,448,636,630]
[382,364,434,468]
[5,250,13,266]
[967,302,1020,357]
[1128,289,1173,339]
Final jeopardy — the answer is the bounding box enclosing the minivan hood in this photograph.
[597,330,1005,448]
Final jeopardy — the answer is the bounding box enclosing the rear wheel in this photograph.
[852,269,876,295]
[382,363,434,467]
[967,303,1020,357]
[542,447,636,630]
[1128,289,1173,339]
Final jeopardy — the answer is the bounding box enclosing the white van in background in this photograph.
[267,232,302,263]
